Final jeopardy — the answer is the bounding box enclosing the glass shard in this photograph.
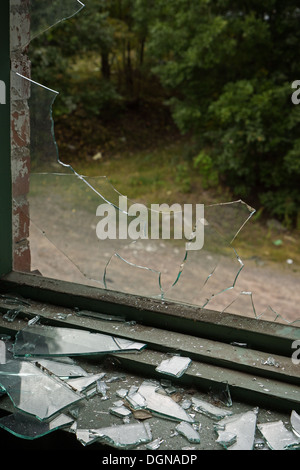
[146,438,164,450]
[13,324,146,357]
[215,430,237,448]
[0,360,83,421]
[0,412,73,440]
[192,397,233,420]
[125,391,147,410]
[137,381,194,423]
[76,422,152,448]
[34,358,89,379]
[291,410,300,438]
[155,356,192,378]
[66,373,106,393]
[257,420,300,450]
[175,421,201,443]
[109,405,132,419]
[214,410,258,450]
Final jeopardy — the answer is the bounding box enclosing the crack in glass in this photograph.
[11,2,300,327]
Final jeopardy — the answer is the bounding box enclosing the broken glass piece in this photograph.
[146,438,164,450]
[76,422,152,448]
[66,373,106,392]
[34,358,89,378]
[137,381,194,423]
[28,315,40,326]
[96,379,109,400]
[291,410,300,437]
[216,430,237,448]
[209,383,233,407]
[192,397,233,420]
[214,410,257,450]
[13,324,146,357]
[175,422,201,443]
[109,405,132,419]
[2,309,21,322]
[0,295,31,307]
[116,388,128,399]
[0,412,73,440]
[261,357,280,367]
[125,392,147,410]
[0,360,83,421]
[155,356,192,378]
[75,310,125,322]
[258,420,300,450]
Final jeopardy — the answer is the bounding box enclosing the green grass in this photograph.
[72,141,300,268]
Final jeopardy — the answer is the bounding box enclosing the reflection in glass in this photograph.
[0,412,73,440]
[0,360,83,420]
[13,324,146,357]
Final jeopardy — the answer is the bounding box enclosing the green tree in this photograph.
[147,0,300,224]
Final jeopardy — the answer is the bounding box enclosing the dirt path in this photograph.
[29,216,300,325]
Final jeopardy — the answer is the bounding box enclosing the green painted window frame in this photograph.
[0,0,12,278]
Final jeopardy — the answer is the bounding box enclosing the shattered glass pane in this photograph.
[0,360,83,420]
[76,422,152,448]
[257,420,300,450]
[155,356,192,378]
[0,412,73,440]
[13,324,146,357]
[11,2,299,326]
[214,409,258,450]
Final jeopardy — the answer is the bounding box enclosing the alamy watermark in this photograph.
[291,80,300,105]
[291,340,300,365]
[95,197,205,250]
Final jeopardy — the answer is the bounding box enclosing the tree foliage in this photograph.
[29,0,300,225]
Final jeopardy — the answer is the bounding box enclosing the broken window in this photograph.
[9,0,299,327]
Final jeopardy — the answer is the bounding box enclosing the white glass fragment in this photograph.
[125,391,147,410]
[192,396,233,419]
[215,410,257,450]
[216,430,237,448]
[175,421,201,443]
[13,324,146,357]
[258,420,300,450]
[66,373,106,392]
[76,422,152,448]
[138,381,194,423]
[146,438,164,450]
[109,405,132,418]
[291,410,300,437]
[155,356,192,378]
